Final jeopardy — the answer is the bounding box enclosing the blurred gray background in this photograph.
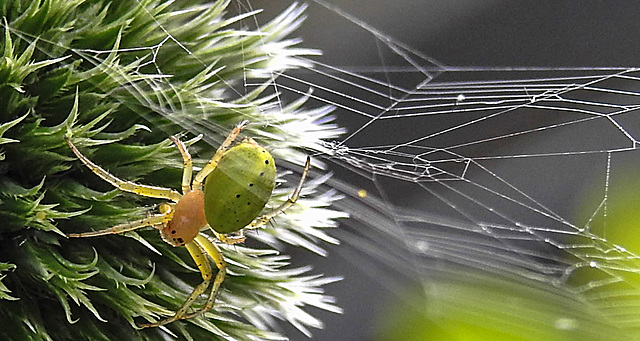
[234,1,640,340]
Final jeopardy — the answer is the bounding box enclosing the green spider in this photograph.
[64,121,310,328]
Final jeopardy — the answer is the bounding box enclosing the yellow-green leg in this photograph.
[183,234,226,319]
[169,136,193,194]
[67,213,172,238]
[247,156,311,230]
[213,230,246,245]
[192,120,248,191]
[137,234,226,327]
[65,136,182,202]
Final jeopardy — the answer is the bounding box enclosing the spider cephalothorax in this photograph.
[65,121,310,327]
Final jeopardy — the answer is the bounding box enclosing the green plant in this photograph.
[0,1,346,339]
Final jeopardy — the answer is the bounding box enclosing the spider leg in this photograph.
[213,229,246,245]
[67,213,172,238]
[192,120,249,191]
[247,156,311,230]
[137,234,226,327]
[170,136,193,194]
[65,137,182,202]
[182,234,226,319]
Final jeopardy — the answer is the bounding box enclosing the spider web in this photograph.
[10,0,640,339]
[242,1,640,340]
[108,1,640,339]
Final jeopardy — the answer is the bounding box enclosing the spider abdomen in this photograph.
[161,190,207,246]
[204,139,276,234]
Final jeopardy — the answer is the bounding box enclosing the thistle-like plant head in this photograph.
[0,1,346,339]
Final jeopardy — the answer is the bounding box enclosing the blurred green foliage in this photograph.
[375,275,622,341]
